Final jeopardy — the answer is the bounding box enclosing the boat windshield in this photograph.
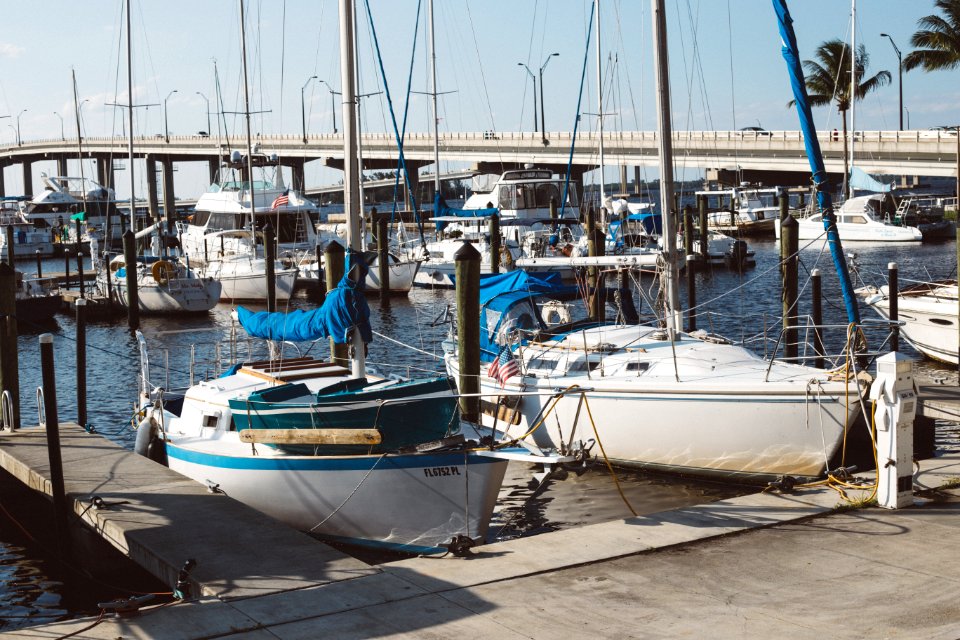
[215,180,277,192]
[498,182,578,209]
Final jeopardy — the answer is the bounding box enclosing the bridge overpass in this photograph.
[1,129,956,202]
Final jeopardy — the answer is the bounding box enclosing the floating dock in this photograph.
[2,422,960,637]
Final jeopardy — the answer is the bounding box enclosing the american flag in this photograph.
[487,345,520,387]
[271,191,290,209]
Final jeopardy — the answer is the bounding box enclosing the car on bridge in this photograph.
[739,126,771,136]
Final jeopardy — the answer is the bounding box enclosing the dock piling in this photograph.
[697,194,708,261]
[811,268,825,369]
[686,254,697,332]
[779,194,798,361]
[122,230,139,330]
[315,244,324,293]
[455,241,481,423]
[63,246,71,291]
[0,263,19,430]
[39,333,70,560]
[888,261,899,352]
[76,299,87,429]
[586,205,605,322]
[376,211,390,299]
[489,214,501,275]
[35,249,42,278]
[264,223,276,313]
[324,241,348,367]
[4,226,13,266]
[75,220,85,298]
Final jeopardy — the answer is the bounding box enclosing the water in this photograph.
[2,238,958,630]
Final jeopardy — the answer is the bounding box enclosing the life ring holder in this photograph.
[1,390,13,430]
[152,260,174,285]
[541,300,572,326]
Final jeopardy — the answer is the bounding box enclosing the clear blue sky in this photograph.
[0,0,956,198]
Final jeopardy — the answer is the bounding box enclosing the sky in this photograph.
[0,0,956,199]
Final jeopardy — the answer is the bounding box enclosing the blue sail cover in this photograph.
[237,251,372,344]
[849,166,893,193]
[433,193,498,231]
[772,0,860,324]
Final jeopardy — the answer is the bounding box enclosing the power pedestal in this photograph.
[869,352,917,509]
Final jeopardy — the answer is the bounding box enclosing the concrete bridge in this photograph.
[1,129,957,204]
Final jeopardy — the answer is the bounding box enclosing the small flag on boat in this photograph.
[487,345,520,387]
[271,191,290,209]
[69,211,86,221]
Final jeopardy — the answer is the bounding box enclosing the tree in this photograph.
[789,39,891,198]
[904,0,960,72]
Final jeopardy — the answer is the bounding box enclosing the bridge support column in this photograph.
[0,166,5,198]
[145,155,160,227]
[207,159,219,185]
[57,156,68,177]
[96,157,113,192]
[620,165,628,193]
[634,166,641,192]
[289,160,305,191]
[161,158,176,234]
[406,168,421,213]
[22,160,33,198]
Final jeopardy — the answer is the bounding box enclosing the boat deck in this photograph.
[3,421,960,637]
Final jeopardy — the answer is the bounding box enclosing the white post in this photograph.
[870,352,916,509]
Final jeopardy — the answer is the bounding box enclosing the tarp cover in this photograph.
[237,250,372,344]
[434,193,498,230]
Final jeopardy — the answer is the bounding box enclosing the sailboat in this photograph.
[136,0,532,553]
[444,0,867,483]
[99,12,220,314]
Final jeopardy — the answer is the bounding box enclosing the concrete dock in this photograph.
[3,423,960,638]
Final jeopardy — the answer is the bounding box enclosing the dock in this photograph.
[2,422,960,638]
[917,382,960,422]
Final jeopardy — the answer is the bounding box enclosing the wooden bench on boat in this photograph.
[239,357,351,384]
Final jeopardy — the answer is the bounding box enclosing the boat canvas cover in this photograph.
[237,251,372,344]
[478,270,575,361]
[849,166,893,193]
[434,193,498,230]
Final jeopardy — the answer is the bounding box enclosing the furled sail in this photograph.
[849,166,893,193]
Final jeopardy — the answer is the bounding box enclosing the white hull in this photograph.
[861,284,959,364]
[300,256,421,293]
[202,258,298,301]
[786,218,924,242]
[164,433,508,552]
[111,278,221,313]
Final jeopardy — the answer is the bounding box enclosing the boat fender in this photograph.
[151,260,174,285]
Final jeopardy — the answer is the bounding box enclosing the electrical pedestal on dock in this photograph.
[870,352,917,509]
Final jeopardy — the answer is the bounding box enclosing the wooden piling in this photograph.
[682,204,694,262]
[586,205,599,321]
[315,244,324,293]
[697,194,708,261]
[39,333,70,560]
[489,214,501,275]
[549,196,558,230]
[4,226,13,266]
[888,261,899,352]
[324,241,348,367]
[454,241,481,424]
[376,213,390,299]
[0,263,19,430]
[811,268,825,369]
[122,230,139,330]
[35,249,42,278]
[75,299,87,429]
[686,254,697,332]
[63,245,71,290]
[779,195,799,361]
[264,223,276,313]
[75,220,85,298]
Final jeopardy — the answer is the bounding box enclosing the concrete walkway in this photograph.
[3,424,960,638]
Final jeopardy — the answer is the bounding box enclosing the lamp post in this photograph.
[195,92,211,135]
[880,33,903,131]
[16,109,27,146]
[517,63,537,133]
[538,52,559,145]
[301,75,318,143]
[320,80,339,134]
[53,112,64,140]
[163,89,178,142]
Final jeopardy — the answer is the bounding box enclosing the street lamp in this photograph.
[517,63,537,133]
[539,52,559,145]
[53,112,64,140]
[195,92,211,135]
[320,80,339,134]
[301,75,317,143]
[16,109,27,146]
[164,89,178,142]
[880,33,903,131]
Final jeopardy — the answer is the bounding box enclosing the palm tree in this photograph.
[903,0,960,72]
[789,39,891,198]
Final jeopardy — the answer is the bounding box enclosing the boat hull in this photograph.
[112,278,222,314]
[862,287,959,364]
[165,436,509,552]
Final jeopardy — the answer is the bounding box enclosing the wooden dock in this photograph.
[917,382,960,422]
[3,423,960,638]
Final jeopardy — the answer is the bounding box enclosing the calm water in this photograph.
[1,237,958,630]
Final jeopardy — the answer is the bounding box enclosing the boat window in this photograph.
[525,356,557,373]
[846,215,868,225]
[567,358,600,373]
[496,299,540,342]
[626,361,650,372]
[483,307,503,338]
[208,212,244,231]
[190,210,211,227]
[535,183,561,208]
[499,184,536,210]
[930,318,954,326]
[253,213,305,243]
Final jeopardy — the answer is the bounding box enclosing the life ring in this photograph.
[151,260,174,285]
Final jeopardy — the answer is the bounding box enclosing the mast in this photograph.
[238,0,257,236]
[339,0,365,378]
[848,0,856,198]
[70,70,89,223]
[353,0,366,217]
[428,0,440,196]
[595,0,606,213]
[650,0,682,332]
[125,0,135,231]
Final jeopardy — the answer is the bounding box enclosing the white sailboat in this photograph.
[444,0,866,483]
[138,0,525,553]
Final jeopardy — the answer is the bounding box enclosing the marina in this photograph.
[0,0,959,637]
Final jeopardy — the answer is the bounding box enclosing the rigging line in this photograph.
[360,0,424,236]
[278,0,287,137]
[371,330,443,360]
[389,0,423,229]
[559,0,595,219]
[463,0,504,170]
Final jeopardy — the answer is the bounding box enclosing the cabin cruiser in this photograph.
[0,203,55,260]
[780,194,923,242]
[695,185,780,235]
[18,174,121,253]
